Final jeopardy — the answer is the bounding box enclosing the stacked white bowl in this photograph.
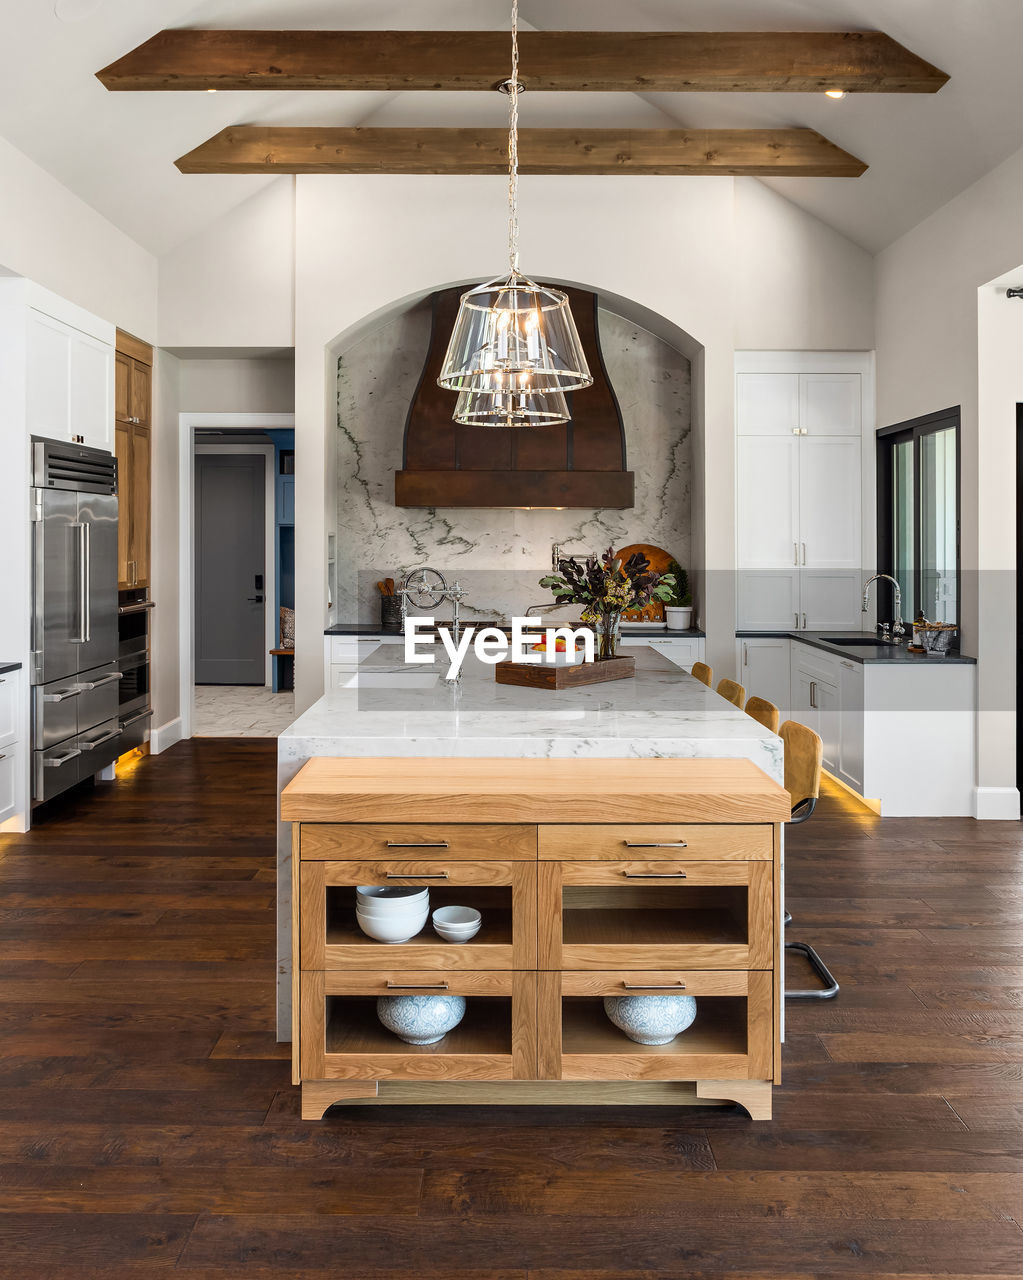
[432,905,482,943]
[356,885,429,944]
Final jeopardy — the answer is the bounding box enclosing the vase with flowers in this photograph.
[540,548,676,661]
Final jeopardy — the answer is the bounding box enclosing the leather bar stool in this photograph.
[717,677,746,709]
[691,661,713,687]
[746,695,780,733]
[780,719,839,1000]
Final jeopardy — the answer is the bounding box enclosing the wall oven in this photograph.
[117,594,154,751]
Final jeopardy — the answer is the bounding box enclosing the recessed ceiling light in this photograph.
[54,0,104,21]
[825,89,847,100]
[207,88,217,93]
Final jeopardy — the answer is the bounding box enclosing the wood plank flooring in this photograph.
[0,740,1020,1276]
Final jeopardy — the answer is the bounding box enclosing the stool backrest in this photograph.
[717,677,747,709]
[780,719,823,810]
[746,695,780,734]
[691,661,713,687]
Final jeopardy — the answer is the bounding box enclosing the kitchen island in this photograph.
[277,646,788,1117]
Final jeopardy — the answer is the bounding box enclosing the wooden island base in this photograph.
[282,757,789,1123]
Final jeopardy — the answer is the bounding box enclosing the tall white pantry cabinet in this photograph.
[735,354,871,633]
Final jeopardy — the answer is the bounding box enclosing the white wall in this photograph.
[151,350,181,747]
[875,140,1023,817]
[158,179,295,351]
[178,357,295,413]
[0,135,156,339]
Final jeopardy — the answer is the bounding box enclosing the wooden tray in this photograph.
[495,656,636,690]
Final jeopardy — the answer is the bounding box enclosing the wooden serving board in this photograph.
[495,656,636,690]
[615,543,676,623]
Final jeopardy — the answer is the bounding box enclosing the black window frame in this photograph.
[876,406,961,636]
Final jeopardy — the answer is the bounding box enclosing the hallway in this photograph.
[0,742,1020,1275]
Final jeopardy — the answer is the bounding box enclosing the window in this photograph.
[877,408,960,630]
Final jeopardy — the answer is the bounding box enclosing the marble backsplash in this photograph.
[335,301,691,623]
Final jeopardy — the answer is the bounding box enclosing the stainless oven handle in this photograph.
[79,673,123,691]
[43,686,83,703]
[79,727,121,750]
[120,709,153,730]
[118,601,156,615]
[43,748,81,768]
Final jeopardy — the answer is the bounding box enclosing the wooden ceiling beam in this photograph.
[175,127,867,178]
[99,30,948,94]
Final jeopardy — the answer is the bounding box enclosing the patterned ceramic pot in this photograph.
[603,994,698,1046]
[376,994,467,1045]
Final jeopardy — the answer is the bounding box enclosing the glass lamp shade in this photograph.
[453,379,570,428]
[438,273,593,393]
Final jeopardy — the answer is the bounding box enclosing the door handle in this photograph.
[801,542,807,565]
[120,709,153,730]
[622,981,687,990]
[385,841,450,849]
[385,982,449,990]
[43,748,81,767]
[79,672,123,691]
[79,727,121,750]
[384,871,449,880]
[810,680,817,709]
[82,521,91,642]
[247,596,264,603]
[622,870,688,878]
[44,686,82,703]
[622,841,688,849]
[71,523,87,644]
[802,612,807,630]
[743,642,748,667]
[793,542,798,566]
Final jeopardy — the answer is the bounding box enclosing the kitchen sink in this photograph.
[827,637,897,647]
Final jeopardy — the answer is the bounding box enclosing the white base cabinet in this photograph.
[619,635,705,671]
[737,637,790,721]
[788,640,974,817]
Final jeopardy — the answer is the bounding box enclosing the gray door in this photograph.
[194,454,265,685]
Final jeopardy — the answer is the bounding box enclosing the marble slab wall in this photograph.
[335,300,691,623]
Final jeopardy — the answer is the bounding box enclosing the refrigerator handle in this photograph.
[82,521,91,644]
[70,523,85,645]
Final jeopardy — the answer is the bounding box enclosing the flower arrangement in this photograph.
[540,548,676,659]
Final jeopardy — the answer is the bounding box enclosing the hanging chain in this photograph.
[507,0,520,274]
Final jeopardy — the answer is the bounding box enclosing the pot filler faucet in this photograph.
[862,573,905,642]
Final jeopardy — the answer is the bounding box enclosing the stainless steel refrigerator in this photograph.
[31,439,122,802]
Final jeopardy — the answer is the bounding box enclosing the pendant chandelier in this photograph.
[440,0,593,424]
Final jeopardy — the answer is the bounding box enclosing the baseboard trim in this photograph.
[973,786,1021,820]
[151,717,183,756]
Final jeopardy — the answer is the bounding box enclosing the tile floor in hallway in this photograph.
[193,684,296,737]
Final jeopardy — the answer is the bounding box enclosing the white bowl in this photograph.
[434,922,482,944]
[356,885,428,904]
[356,897,429,918]
[433,906,482,929]
[356,911,428,944]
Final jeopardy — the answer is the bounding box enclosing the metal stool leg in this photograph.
[785,940,840,1000]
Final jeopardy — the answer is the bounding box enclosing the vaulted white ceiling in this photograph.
[2,0,1022,256]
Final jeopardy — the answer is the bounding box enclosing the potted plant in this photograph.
[540,548,676,660]
[663,560,693,630]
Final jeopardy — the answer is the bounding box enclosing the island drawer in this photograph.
[300,824,537,862]
[538,860,772,970]
[300,860,536,969]
[300,969,536,1081]
[538,825,773,862]
[537,969,773,1083]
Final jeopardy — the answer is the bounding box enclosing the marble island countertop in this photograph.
[325,621,706,639]
[282,645,781,782]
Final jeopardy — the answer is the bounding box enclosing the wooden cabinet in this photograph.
[284,757,786,1121]
[114,331,152,590]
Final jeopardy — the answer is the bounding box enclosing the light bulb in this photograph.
[825,89,846,100]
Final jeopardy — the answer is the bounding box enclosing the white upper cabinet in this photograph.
[737,436,799,568]
[24,289,114,454]
[735,373,799,435]
[800,372,861,436]
[798,437,861,569]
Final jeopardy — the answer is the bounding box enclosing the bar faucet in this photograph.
[862,573,905,640]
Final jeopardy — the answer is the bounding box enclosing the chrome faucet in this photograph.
[862,573,905,640]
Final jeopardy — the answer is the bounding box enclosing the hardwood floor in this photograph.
[0,740,1020,1277]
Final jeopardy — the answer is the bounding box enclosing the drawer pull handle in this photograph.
[623,841,688,849]
[385,982,449,990]
[384,872,449,880]
[385,841,449,849]
[622,981,687,990]
[622,871,687,879]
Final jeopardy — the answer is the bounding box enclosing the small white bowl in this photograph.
[356,911,428,944]
[433,907,482,929]
[356,886,428,904]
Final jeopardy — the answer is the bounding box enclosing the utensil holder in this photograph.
[380,595,403,634]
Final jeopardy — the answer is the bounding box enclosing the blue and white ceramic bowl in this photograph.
[376,994,467,1045]
[603,994,697,1046]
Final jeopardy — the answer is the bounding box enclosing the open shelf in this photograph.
[325,995,513,1057]
[562,997,748,1058]
[562,907,746,949]
[325,886,513,950]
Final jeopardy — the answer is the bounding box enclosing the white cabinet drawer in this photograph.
[0,672,15,749]
[619,637,704,671]
[0,742,19,825]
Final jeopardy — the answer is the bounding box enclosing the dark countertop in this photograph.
[0,662,22,675]
[326,622,706,639]
[736,630,976,665]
